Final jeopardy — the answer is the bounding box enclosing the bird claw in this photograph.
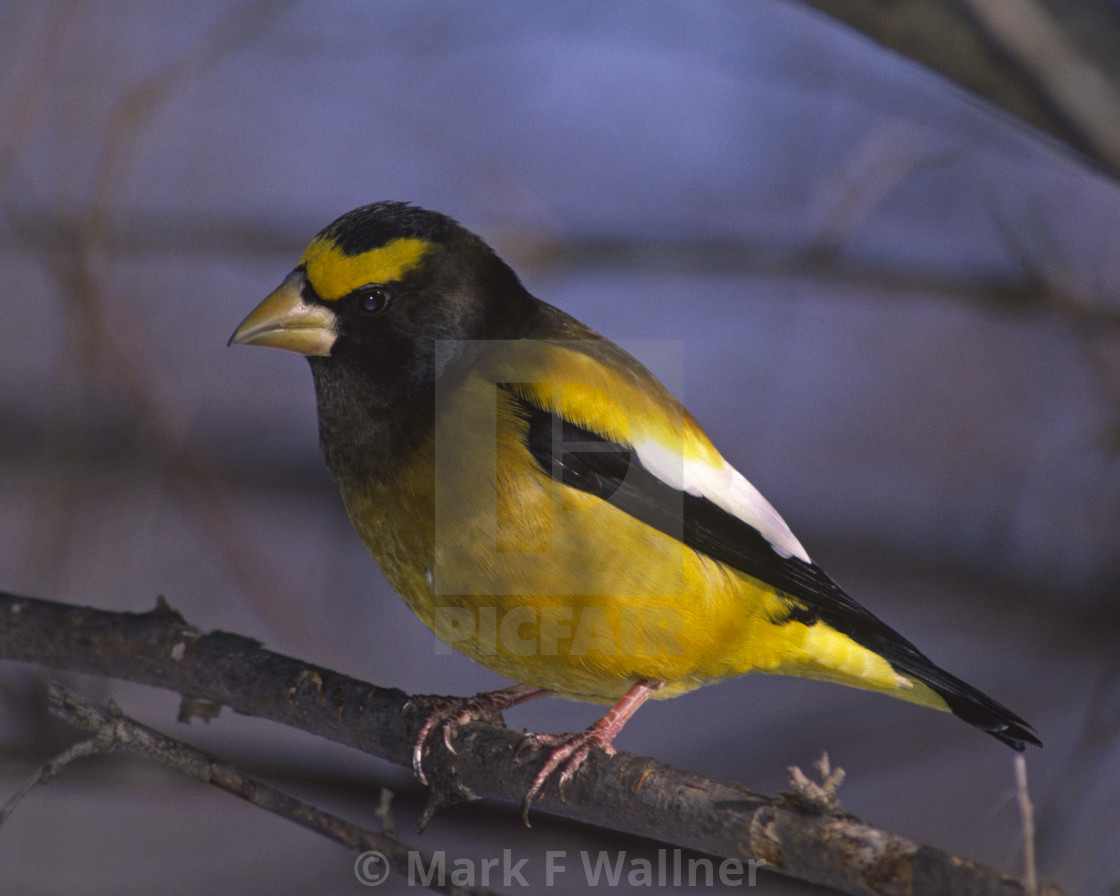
[517,729,617,825]
[403,686,548,785]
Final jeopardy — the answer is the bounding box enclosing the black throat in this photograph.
[308,352,436,484]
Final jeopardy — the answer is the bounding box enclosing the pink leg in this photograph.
[404,684,550,784]
[518,679,664,824]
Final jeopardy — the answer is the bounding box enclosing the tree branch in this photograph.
[1,681,498,896]
[797,0,1120,180]
[0,590,1056,896]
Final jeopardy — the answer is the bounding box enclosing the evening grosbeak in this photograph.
[230,201,1039,818]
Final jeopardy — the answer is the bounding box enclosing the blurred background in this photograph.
[1,1,1118,893]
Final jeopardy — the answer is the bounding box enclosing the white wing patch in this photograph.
[634,438,811,563]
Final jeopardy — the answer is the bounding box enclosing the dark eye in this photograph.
[357,286,389,314]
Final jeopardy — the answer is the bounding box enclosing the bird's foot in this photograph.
[515,679,663,824]
[516,727,616,823]
[404,684,548,784]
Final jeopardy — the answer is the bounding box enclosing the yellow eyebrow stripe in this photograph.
[300,236,433,301]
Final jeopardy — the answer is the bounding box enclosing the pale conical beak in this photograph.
[229,272,338,357]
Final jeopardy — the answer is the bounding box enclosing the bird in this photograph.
[230,201,1040,819]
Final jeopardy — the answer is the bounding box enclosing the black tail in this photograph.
[888,651,1041,750]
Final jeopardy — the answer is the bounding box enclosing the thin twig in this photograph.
[5,681,500,896]
[1014,754,1038,896]
[788,751,847,814]
[0,737,105,829]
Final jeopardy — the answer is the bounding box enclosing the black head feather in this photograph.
[314,201,461,255]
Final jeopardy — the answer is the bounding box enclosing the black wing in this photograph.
[506,388,1039,750]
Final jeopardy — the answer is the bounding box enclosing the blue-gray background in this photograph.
[1,2,1117,893]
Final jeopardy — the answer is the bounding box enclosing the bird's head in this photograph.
[230,202,539,469]
[230,201,531,381]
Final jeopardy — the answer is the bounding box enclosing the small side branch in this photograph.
[3,681,499,896]
[1015,754,1038,896]
[0,735,106,829]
